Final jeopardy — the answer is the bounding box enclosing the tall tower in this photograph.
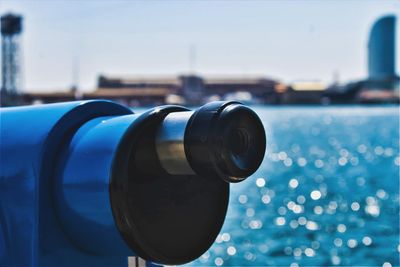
[1,13,23,106]
[367,15,396,80]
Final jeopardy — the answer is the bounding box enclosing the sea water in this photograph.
[186,105,400,267]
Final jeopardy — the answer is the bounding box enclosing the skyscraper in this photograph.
[367,15,396,80]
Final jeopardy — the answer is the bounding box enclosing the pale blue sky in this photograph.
[1,1,399,92]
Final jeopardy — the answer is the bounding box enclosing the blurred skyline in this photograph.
[1,0,399,92]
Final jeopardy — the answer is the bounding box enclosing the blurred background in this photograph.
[0,1,399,106]
[1,1,399,267]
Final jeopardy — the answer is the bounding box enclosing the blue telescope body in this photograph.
[0,100,265,267]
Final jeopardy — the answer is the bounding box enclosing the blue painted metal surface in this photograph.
[56,114,140,255]
[0,100,142,267]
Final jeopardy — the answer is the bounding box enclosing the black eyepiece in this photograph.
[230,127,249,156]
[184,101,266,183]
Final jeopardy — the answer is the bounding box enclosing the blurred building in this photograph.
[22,74,283,106]
[204,77,279,104]
[363,14,399,100]
[1,13,23,106]
[368,15,396,80]
[284,82,327,105]
[95,74,280,105]
[325,15,399,104]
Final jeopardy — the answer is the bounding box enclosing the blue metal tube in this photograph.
[56,114,139,255]
[0,100,133,267]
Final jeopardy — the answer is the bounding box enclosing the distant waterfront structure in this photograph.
[22,75,285,106]
[364,14,398,100]
[22,75,331,106]
[368,15,396,80]
[326,15,399,104]
[96,75,280,105]
[284,82,327,104]
[1,13,23,106]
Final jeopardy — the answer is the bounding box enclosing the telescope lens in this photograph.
[230,128,249,156]
[184,102,266,183]
[215,104,265,182]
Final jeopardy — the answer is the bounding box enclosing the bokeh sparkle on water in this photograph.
[187,106,400,267]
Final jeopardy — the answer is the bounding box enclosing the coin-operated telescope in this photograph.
[0,100,265,267]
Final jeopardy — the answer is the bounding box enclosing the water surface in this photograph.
[186,105,400,267]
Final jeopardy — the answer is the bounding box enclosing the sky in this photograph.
[1,1,399,92]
